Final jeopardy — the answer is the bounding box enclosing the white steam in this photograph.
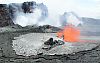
[14,9,42,27]
[14,8,61,27]
[67,12,83,26]
[8,1,82,27]
[14,8,82,27]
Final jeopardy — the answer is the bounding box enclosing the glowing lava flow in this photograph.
[57,24,80,42]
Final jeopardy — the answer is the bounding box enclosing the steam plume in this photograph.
[8,1,82,27]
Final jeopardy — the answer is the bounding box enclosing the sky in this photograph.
[0,0,100,18]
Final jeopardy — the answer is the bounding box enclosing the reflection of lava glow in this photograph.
[57,25,80,42]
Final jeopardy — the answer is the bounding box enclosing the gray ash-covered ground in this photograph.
[0,32,100,63]
[0,23,100,63]
[0,30,100,63]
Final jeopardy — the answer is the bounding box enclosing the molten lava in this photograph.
[57,25,80,42]
[57,31,63,38]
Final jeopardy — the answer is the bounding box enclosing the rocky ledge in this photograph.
[0,4,14,27]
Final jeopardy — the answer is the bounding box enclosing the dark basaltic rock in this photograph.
[43,38,65,50]
[0,4,14,27]
[44,38,54,45]
[25,25,61,33]
[22,1,36,13]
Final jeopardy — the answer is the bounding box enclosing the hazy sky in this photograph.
[0,0,100,18]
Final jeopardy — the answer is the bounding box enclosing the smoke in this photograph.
[8,1,82,27]
[9,2,49,27]
[60,12,83,27]
[14,9,42,27]
[67,12,83,26]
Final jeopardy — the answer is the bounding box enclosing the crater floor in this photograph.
[12,33,100,56]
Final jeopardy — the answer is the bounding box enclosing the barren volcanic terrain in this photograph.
[0,2,100,63]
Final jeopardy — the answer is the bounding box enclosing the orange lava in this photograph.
[57,24,80,42]
[57,31,63,38]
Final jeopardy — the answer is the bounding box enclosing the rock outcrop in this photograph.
[0,4,14,27]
